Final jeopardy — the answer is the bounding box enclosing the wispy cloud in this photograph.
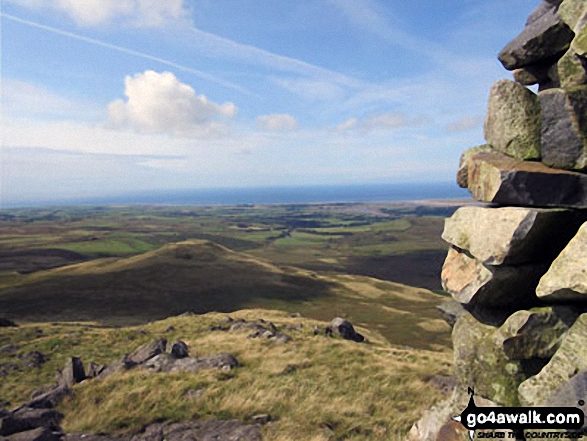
[325,0,455,64]
[0,13,250,94]
[5,0,191,28]
[189,26,364,88]
[446,116,483,133]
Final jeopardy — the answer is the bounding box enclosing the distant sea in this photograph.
[3,182,471,208]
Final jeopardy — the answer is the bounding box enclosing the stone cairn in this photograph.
[410,1,587,439]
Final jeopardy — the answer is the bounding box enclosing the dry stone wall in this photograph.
[410,1,587,439]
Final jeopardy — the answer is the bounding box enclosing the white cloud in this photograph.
[108,70,237,137]
[446,116,483,133]
[7,0,190,27]
[256,114,299,131]
[335,118,358,131]
[1,78,80,118]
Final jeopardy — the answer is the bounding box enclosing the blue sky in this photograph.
[1,0,538,205]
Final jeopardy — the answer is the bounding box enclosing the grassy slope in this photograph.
[0,240,451,349]
[0,310,452,441]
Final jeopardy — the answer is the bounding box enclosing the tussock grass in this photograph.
[0,310,451,440]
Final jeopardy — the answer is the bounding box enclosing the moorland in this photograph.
[0,200,467,440]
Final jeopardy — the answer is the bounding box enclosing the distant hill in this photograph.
[0,240,451,349]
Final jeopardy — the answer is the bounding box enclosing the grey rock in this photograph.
[20,387,72,410]
[456,144,493,188]
[127,339,167,365]
[170,354,239,373]
[170,341,189,359]
[97,356,135,380]
[537,222,587,301]
[229,322,267,333]
[142,353,176,373]
[558,0,587,30]
[557,46,587,88]
[527,0,564,26]
[484,80,541,160]
[129,420,262,441]
[22,352,46,369]
[493,306,579,360]
[442,206,587,266]
[436,300,466,328]
[519,314,587,405]
[85,362,104,379]
[6,427,62,441]
[498,5,574,70]
[58,357,85,388]
[327,318,365,342]
[467,151,587,208]
[270,333,293,344]
[0,408,63,436]
[540,86,587,171]
[0,318,18,327]
[441,247,544,310]
[64,435,123,441]
[251,414,271,425]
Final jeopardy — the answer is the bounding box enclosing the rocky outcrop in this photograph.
[327,318,365,342]
[412,2,587,438]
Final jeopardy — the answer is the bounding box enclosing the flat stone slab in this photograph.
[498,3,574,70]
[519,314,587,405]
[484,80,541,160]
[442,206,587,265]
[537,221,587,301]
[441,247,544,310]
[456,145,493,188]
[467,151,587,208]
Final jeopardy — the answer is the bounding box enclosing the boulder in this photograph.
[142,353,176,373]
[456,144,493,188]
[484,80,541,160]
[58,357,85,388]
[436,300,466,328]
[539,86,587,171]
[0,318,18,327]
[170,341,189,359]
[129,420,262,441]
[498,5,574,70]
[97,356,135,380]
[170,354,240,373]
[19,387,72,410]
[519,314,587,405]
[453,313,528,406]
[442,206,587,265]
[127,339,167,365]
[270,333,293,344]
[0,408,63,437]
[514,65,553,87]
[558,0,587,31]
[557,46,587,88]
[441,247,544,310]
[6,427,62,441]
[85,362,104,379]
[493,306,578,360]
[537,222,587,301]
[467,151,587,208]
[327,318,365,342]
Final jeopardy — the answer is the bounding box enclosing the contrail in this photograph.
[0,12,251,95]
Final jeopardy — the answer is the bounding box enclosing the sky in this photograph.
[1,0,539,206]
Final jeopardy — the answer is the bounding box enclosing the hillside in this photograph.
[0,240,451,350]
[0,310,453,441]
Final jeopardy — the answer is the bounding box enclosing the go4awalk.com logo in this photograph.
[453,389,585,440]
